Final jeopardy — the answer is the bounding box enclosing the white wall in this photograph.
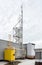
[27,43,35,56]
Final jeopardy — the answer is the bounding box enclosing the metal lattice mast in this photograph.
[13,5,23,48]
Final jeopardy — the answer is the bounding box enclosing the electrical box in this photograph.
[4,48,15,61]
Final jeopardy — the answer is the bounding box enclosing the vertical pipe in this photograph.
[20,5,23,49]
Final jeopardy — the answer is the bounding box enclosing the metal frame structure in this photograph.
[13,5,23,49]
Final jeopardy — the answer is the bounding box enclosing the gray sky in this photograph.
[0,0,42,48]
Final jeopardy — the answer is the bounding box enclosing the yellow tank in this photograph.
[4,48,15,61]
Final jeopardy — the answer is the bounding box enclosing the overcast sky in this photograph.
[0,0,42,48]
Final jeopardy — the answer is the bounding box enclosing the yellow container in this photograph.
[4,48,15,61]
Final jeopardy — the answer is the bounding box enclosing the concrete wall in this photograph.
[23,44,27,57]
[35,49,42,59]
[27,43,35,58]
[0,39,35,60]
[35,52,41,59]
[0,39,21,60]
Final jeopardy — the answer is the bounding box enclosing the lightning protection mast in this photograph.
[13,5,23,49]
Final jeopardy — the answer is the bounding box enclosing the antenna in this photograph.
[13,5,23,49]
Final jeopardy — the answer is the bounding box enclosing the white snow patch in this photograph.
[18,59,35,65]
